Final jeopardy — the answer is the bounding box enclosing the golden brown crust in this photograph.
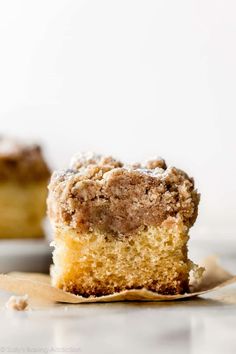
[0,137,51,183]
[63,279,188,297]
[48,153,200,236]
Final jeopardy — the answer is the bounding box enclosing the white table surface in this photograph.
[0,240,235,354]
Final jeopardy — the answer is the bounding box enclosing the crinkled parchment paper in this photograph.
[0,256,235,303]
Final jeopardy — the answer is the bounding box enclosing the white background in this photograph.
[0,0,235,239]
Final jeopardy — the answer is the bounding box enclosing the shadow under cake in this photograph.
[0,137,50,238]
[48,153,200,296]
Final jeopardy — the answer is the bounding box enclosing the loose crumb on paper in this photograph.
[5,294,29,311]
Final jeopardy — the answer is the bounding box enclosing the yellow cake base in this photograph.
[0,181,48,238]
[51,218,193,296]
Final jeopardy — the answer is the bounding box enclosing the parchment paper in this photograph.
[0,256,235,303]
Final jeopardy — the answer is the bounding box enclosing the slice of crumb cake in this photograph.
[0,137,50,238]
[48,153,200,296]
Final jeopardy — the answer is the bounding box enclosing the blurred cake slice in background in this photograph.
[0,137,50,238]
[48,153,201,297]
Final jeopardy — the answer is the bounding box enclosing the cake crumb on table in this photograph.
[5,294,29,311]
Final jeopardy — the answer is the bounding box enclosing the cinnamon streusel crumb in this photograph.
[48,153,199,236]
[0,137,50,183]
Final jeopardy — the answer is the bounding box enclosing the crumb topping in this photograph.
[0,137,51,183]
[48,153,200,236]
